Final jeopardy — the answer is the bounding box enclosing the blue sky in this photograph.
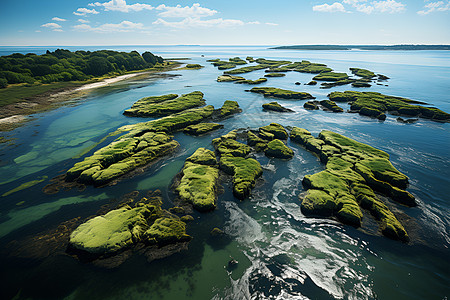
[0,0,449,45]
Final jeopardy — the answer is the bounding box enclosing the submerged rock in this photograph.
[292,128,414,242]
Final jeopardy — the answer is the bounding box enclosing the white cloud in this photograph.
[89,0,154,13]
[313,2,347,12]
[248,21,261,25]
[35,30,41,33]
[156,3,217,18]
[73,20,143,32]
[372,0,405,13]
[52,17,67,22]
[153,17,246,28]
[266,22,279,26]
[41,23,62,29]
[78,19,90,23]
[73,8,99,16]
[342,0,405,13]
[53,29,64,32]
[418,1,450,14]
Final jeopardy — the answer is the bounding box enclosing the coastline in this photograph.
[0,65,180,132]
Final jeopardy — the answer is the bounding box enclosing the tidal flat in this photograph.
[0,46,449,300]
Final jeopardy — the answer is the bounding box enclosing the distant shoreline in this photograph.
[271,45,450,51]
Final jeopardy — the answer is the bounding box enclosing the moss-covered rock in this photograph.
[214,137,252,157]
[175,148,219,212]
[313,72,349,81]
[235,78,267,85]
[306,80,317,85]
[183,123,224,136]
[250,87,315,100]
[69,196,191,254]
[124,91,205,117]
[217,75,245,82]
[259,123,289,140]
[294,63,332,74]
[304,101,319,110]
[219,156,262,199]
[216,100,242,118]
[265,139,294,159]
[350,68,376,78]
[264,73,286,77]
[352,82,372,88]
[145,217,192,245]
[294,128,413,241]
[262,102,294,112]
[320,100,344,112]
[181,64,203,70]
[327,91,449,123]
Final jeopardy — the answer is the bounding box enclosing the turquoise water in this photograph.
[0,46,449,299]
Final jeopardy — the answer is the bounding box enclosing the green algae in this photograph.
[219,156,262,199]
[328,91,449,122]
[235,78,267,85]
[176,148,219,211]
[250,87,315,100]
[313,72,349,81]
[264,73,286,77]
[350,68,376,78]
[69,196,191,254]
[319,100,344,113]
[183,123,224,136]
[260,123,289,140]
[123,91,205,117]
[292,127,412,241]
[265,139,294,159]
[216,100,242,118]
[262,102,294,112]
[2,176,48,197]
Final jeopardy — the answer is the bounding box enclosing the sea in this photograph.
[0,46,449,300]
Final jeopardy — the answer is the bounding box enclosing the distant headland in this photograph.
[271,45,450,51]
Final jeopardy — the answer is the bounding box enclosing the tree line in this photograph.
[0,49,164,88]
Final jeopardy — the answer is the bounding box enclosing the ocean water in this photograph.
[0,46,449,300]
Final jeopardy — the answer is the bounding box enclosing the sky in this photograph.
[0,0,449,46]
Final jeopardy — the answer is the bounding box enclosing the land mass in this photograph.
[271,45,450,51]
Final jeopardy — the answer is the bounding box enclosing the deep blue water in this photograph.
[0,46,449,300]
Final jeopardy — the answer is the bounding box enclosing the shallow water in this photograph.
[0,46,449,300]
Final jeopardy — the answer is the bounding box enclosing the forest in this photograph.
[0,49,164,88]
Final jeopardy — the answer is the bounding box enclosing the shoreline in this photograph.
[0,65,180,132]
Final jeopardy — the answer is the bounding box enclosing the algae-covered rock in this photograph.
[304,101,319,110]
[183,64,203,70]
[250,87,315,100]
[176,148,219,212]
[219,156,262,199]
[319,100,344,113]
[259,123,289,140]
[262,102,294,113]
[217,75,245,82]
[123,91,205,117]
[69,197,166,254]
[295,128,414,241]
[313,72,349,82]
[265,139,294,159]
[186,147,217,166]
[306,81,317,85]
[352,82,371,88]
[216,100,242,118]
[350,68,376,78]
[183,123,224,136]
[327,91,449,123]
[264,73,286,77]
[214,138,252,157]
[145,217,192,245]
[235,78,267,85]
